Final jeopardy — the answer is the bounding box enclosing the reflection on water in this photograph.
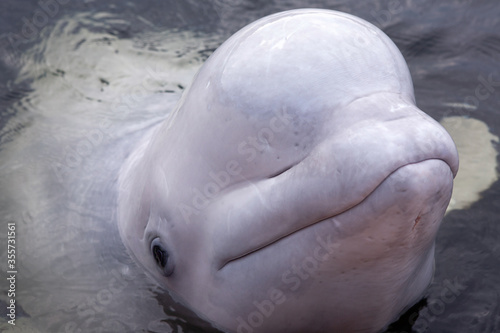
[0,1,499,332]
[441,116,499,212]
[0,10,223,333]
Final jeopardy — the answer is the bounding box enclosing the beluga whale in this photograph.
[118,8,459,333]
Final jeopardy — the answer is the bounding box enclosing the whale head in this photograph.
[118,9,459,333]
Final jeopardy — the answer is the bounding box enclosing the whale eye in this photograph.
[152,244,167,267]
[151,238,174,276]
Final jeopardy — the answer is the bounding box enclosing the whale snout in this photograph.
[372,159,454,236]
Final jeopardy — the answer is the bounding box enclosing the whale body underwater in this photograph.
[117,8,459,333]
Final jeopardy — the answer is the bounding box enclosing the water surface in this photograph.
[0,1,499,332]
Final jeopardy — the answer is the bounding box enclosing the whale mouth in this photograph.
[207,94,459,272]
[218,158,454,270]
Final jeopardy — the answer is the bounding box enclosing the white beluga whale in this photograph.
[118,8,459,333]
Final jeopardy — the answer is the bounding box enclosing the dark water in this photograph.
[0,0,499,332]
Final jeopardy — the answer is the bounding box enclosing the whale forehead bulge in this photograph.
[152,9,421,195]
[213,10,414,115]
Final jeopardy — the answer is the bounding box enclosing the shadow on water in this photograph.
[0,0,499,332]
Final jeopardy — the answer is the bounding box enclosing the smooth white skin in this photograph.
[118,9,459,333]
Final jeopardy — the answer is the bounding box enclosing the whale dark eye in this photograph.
[152,244,167,267]
[151,238,174,276]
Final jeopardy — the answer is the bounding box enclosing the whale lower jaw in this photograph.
[203,159,452,333]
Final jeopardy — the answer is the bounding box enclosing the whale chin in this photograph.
[201,158,452,333]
